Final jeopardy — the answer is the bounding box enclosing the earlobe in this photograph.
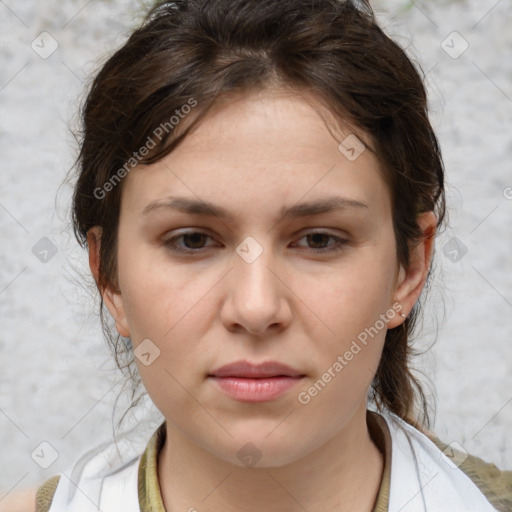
[388,211,437,329]
[87,227,131,338]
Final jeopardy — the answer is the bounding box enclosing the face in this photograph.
[94,87,431,468]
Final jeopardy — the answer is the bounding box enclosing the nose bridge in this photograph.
[227,235,284,332]
[234,235,277,299]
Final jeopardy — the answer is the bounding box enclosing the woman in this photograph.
[29,0,512,510]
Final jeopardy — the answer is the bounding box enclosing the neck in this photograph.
[158,403,384,512]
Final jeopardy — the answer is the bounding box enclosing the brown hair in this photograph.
[72,0,445,432]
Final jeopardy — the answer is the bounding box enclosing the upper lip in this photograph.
[209,360,305,378]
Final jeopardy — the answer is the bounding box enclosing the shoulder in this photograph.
[34,475,61,512]
[426,433,512,512]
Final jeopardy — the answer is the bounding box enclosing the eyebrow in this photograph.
[142,195,368,220]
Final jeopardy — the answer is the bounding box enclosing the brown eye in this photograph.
[181,232,209,249]
[306,233,331,249]
[294,232,348,253]
[163,231,216,254]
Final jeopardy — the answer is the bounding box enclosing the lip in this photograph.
[209,360,304,378]
[208,360,306,403]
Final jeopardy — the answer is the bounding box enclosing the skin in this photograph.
[88,87,436,512]
[0,487,36,512]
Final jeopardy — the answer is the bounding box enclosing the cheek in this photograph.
[295,296,389,436]
[116,236,199,337]
[115,239,221,393]
[313,242,399,338]
[298,240,398,396]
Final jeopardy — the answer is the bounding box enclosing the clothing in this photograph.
[36,410,512,511]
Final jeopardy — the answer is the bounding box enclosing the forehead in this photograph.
[120,88,391,223]
[171,87,367,166]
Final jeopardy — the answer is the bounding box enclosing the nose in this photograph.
[220,237,292,337]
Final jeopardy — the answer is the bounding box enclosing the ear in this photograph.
[388,211,437,329]
[87,226,131,338]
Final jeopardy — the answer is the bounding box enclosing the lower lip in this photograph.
[209,376,304,402]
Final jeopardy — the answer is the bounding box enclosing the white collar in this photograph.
[384,411,497,511]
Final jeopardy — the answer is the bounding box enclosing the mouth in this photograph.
[207,360,306,402]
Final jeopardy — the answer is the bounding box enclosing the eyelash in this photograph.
[162,230,348,255]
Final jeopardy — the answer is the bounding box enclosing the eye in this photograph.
[163,230,217,254]
[293,231,348,253]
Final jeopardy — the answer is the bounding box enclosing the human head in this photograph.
[72,0,445,434]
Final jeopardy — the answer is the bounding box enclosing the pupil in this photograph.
[308,233,328,248]
[185,233,205,248]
